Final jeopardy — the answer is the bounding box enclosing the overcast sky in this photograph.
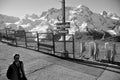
[0,0,120,18]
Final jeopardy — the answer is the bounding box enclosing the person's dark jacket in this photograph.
[6,61,27,80]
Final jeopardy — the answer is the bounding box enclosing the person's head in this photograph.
[13,54,20,62]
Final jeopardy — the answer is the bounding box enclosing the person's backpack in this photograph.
[6,65,12,79]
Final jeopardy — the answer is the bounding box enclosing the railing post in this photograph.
[5,29,8,38]
[73,35,75,59]
[0,29,2,41]
[24,31,27,48]
[37,32,39,51]
[52,33,55,54]
[14,30,18,47]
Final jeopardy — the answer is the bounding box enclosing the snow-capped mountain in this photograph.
[2,14,42,31]
[0,14,20,29]
[29,5,120,34]
[0,4,120,40]
[30,4,120,40]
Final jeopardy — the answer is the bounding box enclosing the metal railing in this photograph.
[0,29,120,67]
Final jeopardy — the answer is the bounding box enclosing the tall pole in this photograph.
[62,0,67,57]
[62,0,65,23]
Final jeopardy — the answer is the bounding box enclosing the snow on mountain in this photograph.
[20,23,31,28]
[39,16,47,21]
[27,17,40,22]
[70,5,120,31]
[30,21,49,32]
[5,23,12,26]
[1,4,120,41]
[5,23,18,30]
[106,30,117,36]
[108,13,120,20]
[27,4,120,40]
[14,20,21,25]
[0,14,20,29]
[4,14,42,31]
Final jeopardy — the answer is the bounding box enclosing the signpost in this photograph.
[55,0,70,57]
[58,30,68,34]
[56,22,69,34]
[56,22,70,29]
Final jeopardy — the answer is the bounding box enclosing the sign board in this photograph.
[56,22,70,28]
[57,27,65,30]
[58,30,68,34]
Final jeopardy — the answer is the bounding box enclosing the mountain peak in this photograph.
[71,4,93,16]
[76,4,89,10]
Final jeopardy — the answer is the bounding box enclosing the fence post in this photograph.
[73,35,75,59]
[14,30,18,47]
[37,32,39,51]
[52,33,55,54]
[0,29,2,41]
[5,29,8,38]
[24,32,27,48]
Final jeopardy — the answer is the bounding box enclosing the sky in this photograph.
[0,0,120,18]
